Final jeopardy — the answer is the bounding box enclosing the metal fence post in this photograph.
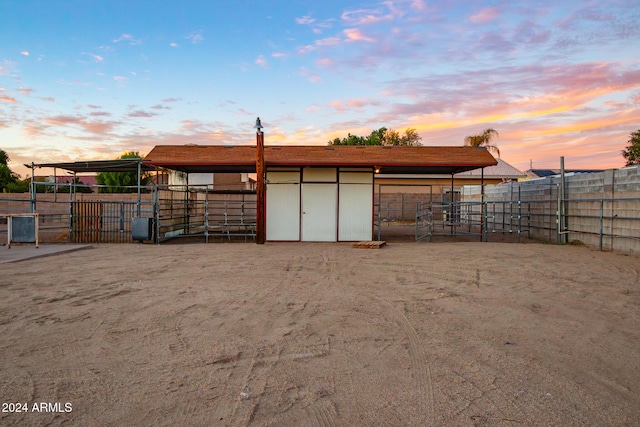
[599,199,604,251]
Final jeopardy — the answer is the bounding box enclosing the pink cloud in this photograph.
[328,98,380,114]
[44,115,119,135]
[411,0,426,11]
[347,98,379,108]
[295,14,336,35]
[344,28,376,43]
[296,45,314,55]
[17,88,33,95]
[316,58,335,68]
[299,67,321,83]
[272,52,288,58]
[20,51,29,56]
[470,7,500,24]
[330,101,345,112]
[22,120,49,137]
[296,15,315,25]
[255,55,268,69]
[84,53,104,62]
[40,97,55,102]
[341,5,400,25]
[0,96,17,103]
[112,33,140,45]
[316,37,341,46]
[127,110,157,118]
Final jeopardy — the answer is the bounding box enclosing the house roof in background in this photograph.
[455,158,526,179]
[143,145,498,175]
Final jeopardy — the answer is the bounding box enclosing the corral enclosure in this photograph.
[1,165,639,254]
[0,186,257,244]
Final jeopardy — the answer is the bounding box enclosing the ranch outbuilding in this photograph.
[143,145,497,242]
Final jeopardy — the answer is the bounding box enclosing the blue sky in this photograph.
[1,0,639,178]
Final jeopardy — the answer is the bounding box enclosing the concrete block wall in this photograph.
[462,166,640,254]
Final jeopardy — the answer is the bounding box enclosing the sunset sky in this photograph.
[1,0,639,178]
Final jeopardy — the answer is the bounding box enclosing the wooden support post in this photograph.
[256,121,266,244]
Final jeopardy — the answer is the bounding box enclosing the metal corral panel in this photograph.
[266,172,300,241]
[339,182,373,241]
[302,183,337,241]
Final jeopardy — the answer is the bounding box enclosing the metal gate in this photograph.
[71,201,140,243]
[415,200,531,242]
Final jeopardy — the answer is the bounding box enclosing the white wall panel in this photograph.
[339,183,373,241]
[303,168,337,182]
[267,172,300,184]
[339,171,374,184]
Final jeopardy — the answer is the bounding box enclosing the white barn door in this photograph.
[301,184,337,241]
[339,171,373,241]
[266,172,300,241]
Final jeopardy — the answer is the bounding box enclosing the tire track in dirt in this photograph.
[447,369,530,424]
[372,295,436,426]
[303,399,339,427]
[343,364,402,425]
[287,251,342,427]
[228,345,282,427]
[276,250,348,427]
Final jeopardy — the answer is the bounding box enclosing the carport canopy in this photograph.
[29,158,155,173]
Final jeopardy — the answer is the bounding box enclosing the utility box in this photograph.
[6,214,39,248]
[132,217,154,242]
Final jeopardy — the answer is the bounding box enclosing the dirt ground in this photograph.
[1,241,639,426]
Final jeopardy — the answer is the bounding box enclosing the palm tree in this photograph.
[464,128,500,157]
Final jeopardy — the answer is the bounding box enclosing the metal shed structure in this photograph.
[144,145,498,242]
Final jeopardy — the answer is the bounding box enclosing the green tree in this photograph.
[0,149,9,165]
[5,178,31,193]
[464,128,500,157]
[328,127,422,146]
[95,152,150,193]
[0,149,20,192]
[622,130,640,166]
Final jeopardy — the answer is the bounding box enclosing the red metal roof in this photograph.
[144,145,497,174]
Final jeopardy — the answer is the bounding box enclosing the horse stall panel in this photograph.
[72,201,102,243]
[71,201,135,243]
